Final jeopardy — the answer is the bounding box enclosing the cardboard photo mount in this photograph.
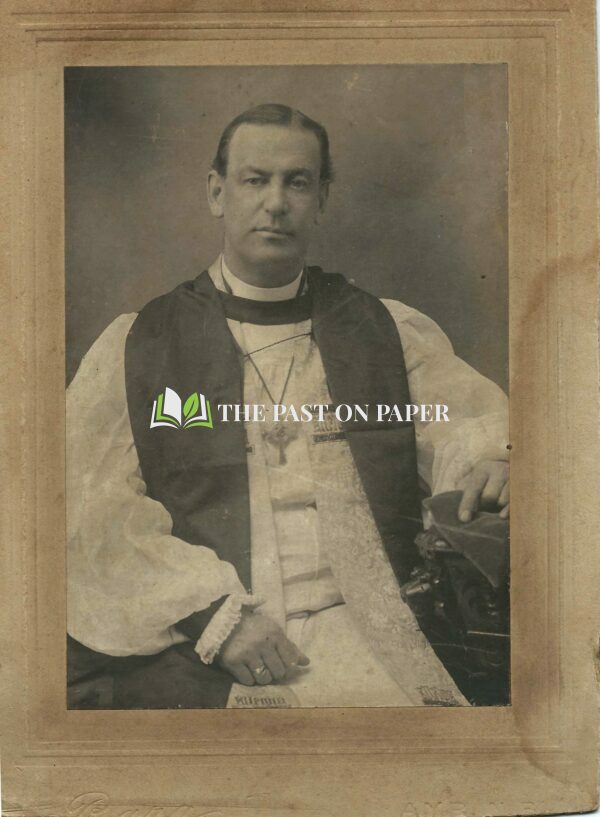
[1,2,598,816]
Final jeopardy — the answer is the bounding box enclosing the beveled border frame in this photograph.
[1,2,598,816]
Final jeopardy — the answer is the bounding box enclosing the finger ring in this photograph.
[253,665,267,675]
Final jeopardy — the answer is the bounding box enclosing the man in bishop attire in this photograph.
[67,104,509,709]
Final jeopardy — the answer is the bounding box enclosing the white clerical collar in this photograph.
[220,255,304,302]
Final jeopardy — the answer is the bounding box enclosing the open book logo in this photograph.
[150,387,213,429]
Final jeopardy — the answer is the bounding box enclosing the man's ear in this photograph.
[207,170,225,218]
[315,182,330,223]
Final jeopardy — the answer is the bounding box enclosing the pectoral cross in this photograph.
[262,421,298,465]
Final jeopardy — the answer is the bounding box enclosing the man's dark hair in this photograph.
[212,103,334,184]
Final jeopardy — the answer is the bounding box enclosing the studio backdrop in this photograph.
[65,64,508,390]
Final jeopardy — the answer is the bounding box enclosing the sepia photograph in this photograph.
[2,2,599,814]
[65,65,510,711]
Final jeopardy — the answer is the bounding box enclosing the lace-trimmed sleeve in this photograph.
[67,314,247,657]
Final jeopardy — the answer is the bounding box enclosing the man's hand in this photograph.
[216,609,309,686]
[457,459,509,522]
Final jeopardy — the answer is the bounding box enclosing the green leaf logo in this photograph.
[183,392,199,420]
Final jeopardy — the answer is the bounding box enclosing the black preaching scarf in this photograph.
[124,267,421,593]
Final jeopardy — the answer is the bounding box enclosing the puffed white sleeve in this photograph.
[381,299,509,495]
[67,313,248,658]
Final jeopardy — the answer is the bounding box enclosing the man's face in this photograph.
[208,123,327,283]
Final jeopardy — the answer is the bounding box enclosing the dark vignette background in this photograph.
[65,65,508,390]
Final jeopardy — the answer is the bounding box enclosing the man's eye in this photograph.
[245,177,265,186]
[290,178,309,190]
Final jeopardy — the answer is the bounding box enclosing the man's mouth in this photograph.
[254,227,294,237]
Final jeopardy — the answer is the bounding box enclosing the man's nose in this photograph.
[263,181,289,216]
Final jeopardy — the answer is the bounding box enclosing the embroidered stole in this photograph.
[234,337,466,705]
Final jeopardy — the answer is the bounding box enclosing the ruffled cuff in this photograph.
[194,593,263,665]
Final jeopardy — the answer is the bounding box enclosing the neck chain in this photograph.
[219,258,307,466]
[246,351,295,409]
